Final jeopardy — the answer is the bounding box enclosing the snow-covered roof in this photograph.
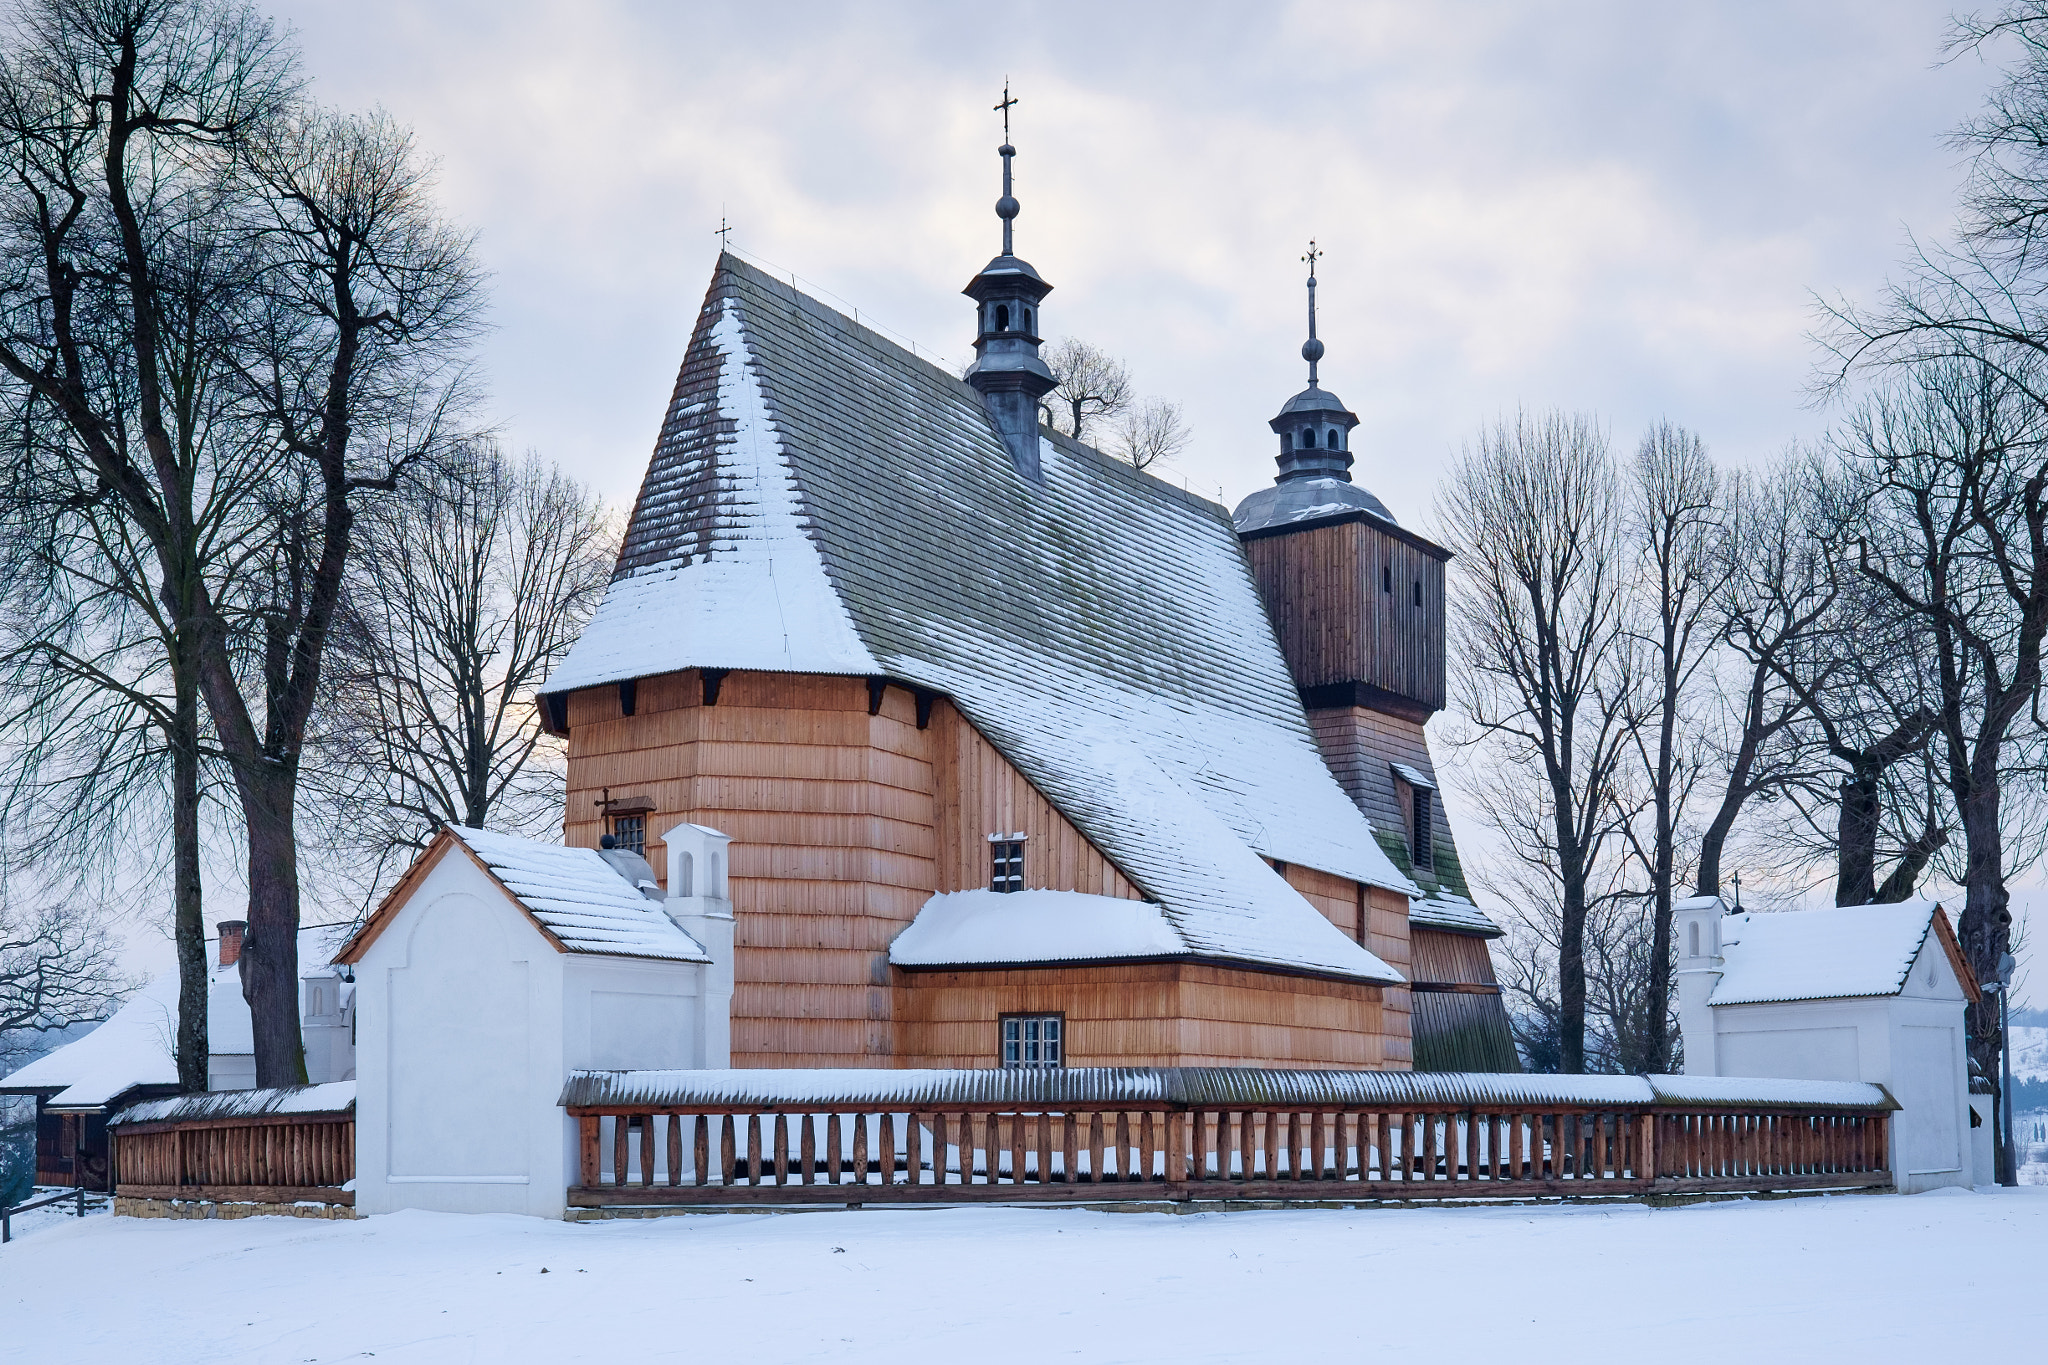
[0,925,346,1108]
[1408,892,1503,938]
[1390,762,1435,792]
[887,888,1401,984]
[1709,901,1976,1007]
[438,826,711,963]
[544,256,1416,981]
[111,1081,354,1127]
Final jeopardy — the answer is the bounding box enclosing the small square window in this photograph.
[1001,1014,1064,1069]
[989,837,1025,893]
[613,813,646,857]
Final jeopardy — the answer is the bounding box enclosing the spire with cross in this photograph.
[1301,239,1325,387]
[962,80,1056,481]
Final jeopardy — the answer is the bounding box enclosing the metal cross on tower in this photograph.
[714,216,732,251]
[996,79,1018,142]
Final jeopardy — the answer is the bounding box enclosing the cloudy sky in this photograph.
[269,0,1993,522]
[117,2,2034,995]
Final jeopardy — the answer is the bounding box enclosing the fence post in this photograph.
[1639,1113,1658,1189]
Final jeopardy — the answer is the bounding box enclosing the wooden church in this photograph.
[534,136,1517,1075]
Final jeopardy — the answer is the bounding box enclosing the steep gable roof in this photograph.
[545,255,1413,985]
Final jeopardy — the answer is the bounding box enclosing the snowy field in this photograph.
[3,1191,2044,1362]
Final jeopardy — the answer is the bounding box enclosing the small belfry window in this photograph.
[1001,1014,1063,1069]
[1413,580,1423,608]
[1411,789,1434,869]
[1382,564,1392,594]
[613,813,646,858]
[989,835,1025,893]
[995,304,1010,331]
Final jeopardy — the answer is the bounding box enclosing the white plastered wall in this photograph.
[353,847,712,1219]
[1693,934,1972,1194]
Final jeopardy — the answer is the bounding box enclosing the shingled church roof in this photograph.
[546,254,1414,984]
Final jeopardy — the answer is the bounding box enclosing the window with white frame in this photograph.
[989,834,1025,893]
[1001,1014,1063,1069]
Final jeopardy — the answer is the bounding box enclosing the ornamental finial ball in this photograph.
[1302,337,1325,364]
[996,195,1020,221]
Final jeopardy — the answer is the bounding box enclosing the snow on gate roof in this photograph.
[543,256,1412,986]
[1708,900,1979,1007]
[338,827,711,965]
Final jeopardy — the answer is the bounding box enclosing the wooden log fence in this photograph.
[107,1085,355,1208]
[561,1069,1896,1207]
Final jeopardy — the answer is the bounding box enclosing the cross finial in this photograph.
[1303,239,1322,277]
[996,79,1018,143]
[1730,869,1743,912]
[714,216,732,251]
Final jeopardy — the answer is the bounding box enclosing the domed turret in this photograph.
[1233,242,1398,535]
[963,84,1056,483]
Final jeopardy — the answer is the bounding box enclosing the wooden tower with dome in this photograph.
[1231,246,1517,1071]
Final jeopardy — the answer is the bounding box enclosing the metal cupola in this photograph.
[963,82,1056,482]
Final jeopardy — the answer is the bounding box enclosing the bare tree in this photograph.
[310,443,612,898]
[0,0,293,1089]
[1692,456,1835,898]
[0,4,483,1085]
[1041,337,1131,442]
[1621,421,1723,1071]
[1441,410,1637,1073]
[0,896,124,1038]
[1108,397,1188,472]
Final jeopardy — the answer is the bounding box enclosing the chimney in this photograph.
[217,919,248,968]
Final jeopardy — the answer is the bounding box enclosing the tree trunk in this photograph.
[170,664,207,1094]
[1835,769,1880,906]
[241,770,306,1087]
[1957,768,2012,1180]
[1556,836,1589,1075]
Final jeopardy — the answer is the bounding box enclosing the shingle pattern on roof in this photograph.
[452,827,710,963]
[547,256,1414,983]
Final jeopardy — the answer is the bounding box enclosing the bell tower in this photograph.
[963,83,1056,482]
[1231,244,1458,894]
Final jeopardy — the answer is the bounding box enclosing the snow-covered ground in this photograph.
[3,1191,2043,1361]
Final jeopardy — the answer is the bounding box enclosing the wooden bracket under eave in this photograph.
[867,677,889,716]
[537,692,569,737]
[913,688,936,730]
[701,668,729,706]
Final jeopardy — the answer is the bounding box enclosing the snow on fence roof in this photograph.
[1709,900,1968,1007]
[545,257,1416,982]
[111,1081,356,1127]
[559,1067,1896,1113]
[450,826,711,963]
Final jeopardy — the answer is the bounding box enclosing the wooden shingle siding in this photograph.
[566,670,933,1066]
[1411,927,1500,985]
[1244,519,1446,713]
[564,666,1411,1070]
[931,700,1144,899]
[896,963,1390,1069]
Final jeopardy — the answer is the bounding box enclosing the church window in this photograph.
[1688,921,1700,957]
[1412,789,1434,869]
[1282,432,1293,451]
[995,304,1010,331]
[1413,580,1423,607]
[1023,307,1032,332]
[613,813,645,858]
[1001,1013,1063,1069]
[989,836,1026,892]
[1382,564,1392,593]
[1301,427,1314,449]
